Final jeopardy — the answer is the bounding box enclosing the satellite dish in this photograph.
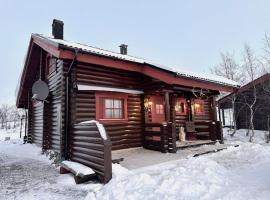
[32,80,49,101]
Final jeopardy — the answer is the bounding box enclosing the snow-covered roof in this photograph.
[33,34,239,88]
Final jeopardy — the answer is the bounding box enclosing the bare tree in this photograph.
[8,105,19,128]
[242,44,261,142]
[0,104,9,129]
[211,52,245,84]
[261,34,270,73]
[211,52,244,135]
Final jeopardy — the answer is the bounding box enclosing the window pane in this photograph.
[105,109,113,118]
[194,102,204,114]
[105,99,113,108]
[160,105,164,114]
[114,100,122,108]
[114,109,122,118]
[156,104,164,114]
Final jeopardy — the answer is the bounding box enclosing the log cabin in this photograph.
[218,73,270,131]
[16,19,239,183]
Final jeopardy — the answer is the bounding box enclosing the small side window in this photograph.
[194,100,204,115]
[175,98,187,115]
[155,104,164,115]
[95,92,128,123]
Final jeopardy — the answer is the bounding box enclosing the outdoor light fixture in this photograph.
[144,98,152,111]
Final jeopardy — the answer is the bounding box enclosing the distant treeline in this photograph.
[0,104,24,130]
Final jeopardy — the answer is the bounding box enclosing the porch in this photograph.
[142,87,223,153]
[142,121,223,153]
[112,141,225,170]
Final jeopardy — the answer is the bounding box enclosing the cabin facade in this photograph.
[218,73,270,131]
[16,20,238,183]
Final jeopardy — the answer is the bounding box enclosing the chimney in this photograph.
[52,19,64,39]
[119,44,128,55]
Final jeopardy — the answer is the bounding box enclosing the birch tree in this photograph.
[242,44,261,142]
[211,52,243,135]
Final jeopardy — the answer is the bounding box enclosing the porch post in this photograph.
[210,96,219,141]
[164,91,177,153]
[221,108,225,126]
[210,96,217,121]
[164,91,170,122]
[218,107,222,122]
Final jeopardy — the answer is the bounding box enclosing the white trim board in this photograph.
[77,84,144,94]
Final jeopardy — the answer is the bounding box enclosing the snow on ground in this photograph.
[223,127,268,144]
[112,144,227,170]
[0,132,100,200]
[88,129,270,200]
[1,128,270,200]
[0,127,22,141]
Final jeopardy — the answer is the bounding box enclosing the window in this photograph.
[96,92,128,122]
[175,98,187,115]
[194,100,204,115]
[155,104,164,114]
[104,99,123,119]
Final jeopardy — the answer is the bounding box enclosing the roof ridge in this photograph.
[33,33,239,87]
[34,33,145,61]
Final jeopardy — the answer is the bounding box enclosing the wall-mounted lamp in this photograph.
[144,98,152,112]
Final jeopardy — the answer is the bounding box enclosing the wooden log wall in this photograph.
[27,99,33,143]
[71,63,144,150]
[235,83,270,131]
[46,58,66,153]
[31,102,44,146]
[70,123,112,183]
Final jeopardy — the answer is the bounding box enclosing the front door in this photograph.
[150,95,165,123]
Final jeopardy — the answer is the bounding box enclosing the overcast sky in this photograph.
[1,0,270,104]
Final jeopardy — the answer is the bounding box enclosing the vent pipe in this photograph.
[119,44,128,55]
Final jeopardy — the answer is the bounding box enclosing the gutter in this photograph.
[64,48,79,160]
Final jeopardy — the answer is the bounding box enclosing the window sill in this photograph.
[176,112,188,115]
[97,119,129,124]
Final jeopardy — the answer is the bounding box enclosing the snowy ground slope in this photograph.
[0,139,100,200]
[1,128,270,200]
[87,129,270,200]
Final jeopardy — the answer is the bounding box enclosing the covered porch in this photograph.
[141,87,223,154]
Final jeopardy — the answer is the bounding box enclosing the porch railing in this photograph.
[69,123,112,183]
[143,122,177,153]
[209,121,223,142]
[194,121,223,142]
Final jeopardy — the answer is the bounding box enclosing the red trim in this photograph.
[194,99,205,115]
[58,49,235,92]
[95,92,128,123]
[45,54,50,79]
[16,38,34,107]
[175,98,188,115]
[219,73,270,105]
[33,36,61,58]
[17,36,236,107]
